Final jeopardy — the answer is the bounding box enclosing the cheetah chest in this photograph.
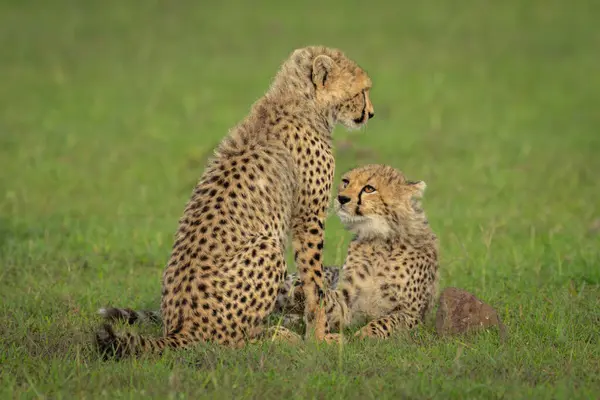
[345,253,402,324]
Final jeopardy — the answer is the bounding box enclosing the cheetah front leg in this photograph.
[314,289,353,344]
[292,215,328,342]
[354,312,420,340]
[275,278,352,344]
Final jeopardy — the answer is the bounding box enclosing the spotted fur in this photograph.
[97,266,340,327]
[273,165,439,340]
[95,46,375,358]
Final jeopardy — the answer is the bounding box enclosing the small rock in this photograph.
[435,287,507,342]
[588,218,600,235]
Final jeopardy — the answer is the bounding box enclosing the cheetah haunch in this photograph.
[95,46,374,358]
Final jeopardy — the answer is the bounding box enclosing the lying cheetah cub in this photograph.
[95,46,375,358]
[275,164,439,339]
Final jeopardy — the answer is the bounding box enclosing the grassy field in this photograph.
[1,0,599,398]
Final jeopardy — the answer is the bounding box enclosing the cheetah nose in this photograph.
[337,195,351,205]
[368,112,374,120]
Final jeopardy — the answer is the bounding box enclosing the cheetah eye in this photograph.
[341,179,349,188]
[363,185,376,194]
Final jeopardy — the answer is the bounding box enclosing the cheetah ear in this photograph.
[312,55,336,89]
[408,181,427,197]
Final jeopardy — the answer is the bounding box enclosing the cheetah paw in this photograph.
[354,327,383,340]
[264,326,302,345]
[322,333,344,344]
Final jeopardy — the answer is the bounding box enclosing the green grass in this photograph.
[1,0,599,398]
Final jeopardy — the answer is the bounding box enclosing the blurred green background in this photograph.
[1,0,598,398]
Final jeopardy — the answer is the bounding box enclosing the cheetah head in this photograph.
[271,46,375,131]
[311,54,375,131]
[334,164,427,240]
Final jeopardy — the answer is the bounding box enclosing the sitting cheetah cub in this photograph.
[95,46,375,358]
[275,164,439,340]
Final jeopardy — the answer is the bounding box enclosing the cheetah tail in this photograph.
[97,307,162,325]
[95,323,178,360]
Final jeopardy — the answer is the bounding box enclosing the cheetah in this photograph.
[100,165,438,341]
[95,46,375,358]
[273,164,439,340]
